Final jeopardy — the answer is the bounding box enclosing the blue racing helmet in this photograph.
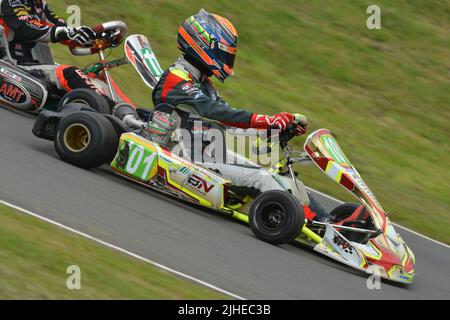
[177,8,238,82]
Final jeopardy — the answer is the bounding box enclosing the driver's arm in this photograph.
[43,1,67,27]
[176,87,254,129]
[1,1,93,45]
[0,0,53,42]
[156,69,299,131]
[156,69,252,128]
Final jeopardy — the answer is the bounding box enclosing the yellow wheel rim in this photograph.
[63,123,91,153]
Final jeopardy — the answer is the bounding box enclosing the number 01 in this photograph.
[125,144,157,180]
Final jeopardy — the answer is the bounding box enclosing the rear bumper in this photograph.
[32,110,63,141]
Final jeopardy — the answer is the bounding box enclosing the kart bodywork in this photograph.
[301,129,415,283]
[111,132,232,212]
[107,128,415,284]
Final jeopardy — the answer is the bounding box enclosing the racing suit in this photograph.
[152,56,327,218]
[0,0,109,100]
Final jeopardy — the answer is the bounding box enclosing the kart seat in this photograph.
[0,24,15,62]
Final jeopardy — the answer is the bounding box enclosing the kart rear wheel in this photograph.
[249,190,304,245]
[54,111,118,168]
[58,89,111,114]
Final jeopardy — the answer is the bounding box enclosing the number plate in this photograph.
[111,134,158,182]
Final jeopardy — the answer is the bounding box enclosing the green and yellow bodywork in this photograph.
[110,129,415,284]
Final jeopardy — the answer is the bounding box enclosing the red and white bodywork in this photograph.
[304,129,415,283]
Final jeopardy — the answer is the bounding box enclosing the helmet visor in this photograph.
[217,42,236,68]
[223,51,236,69]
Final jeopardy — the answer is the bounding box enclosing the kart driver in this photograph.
[0,0,114,107]
[151,9,327,220]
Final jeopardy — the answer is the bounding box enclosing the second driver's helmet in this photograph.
[177,8,238,82]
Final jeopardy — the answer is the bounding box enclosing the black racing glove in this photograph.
[51,26,97,46]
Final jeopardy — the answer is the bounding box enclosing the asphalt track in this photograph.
[0,106,449,299]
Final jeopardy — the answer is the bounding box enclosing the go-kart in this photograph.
[31,33,415,285]
[0,21,160,114]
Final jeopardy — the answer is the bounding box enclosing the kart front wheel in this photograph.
[58,89,111,114]
[54,111,118,168]
[249,190,305,245]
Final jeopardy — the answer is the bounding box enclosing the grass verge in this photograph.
[0,203,229,299]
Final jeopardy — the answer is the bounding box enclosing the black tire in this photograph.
[58,89,111,114]
[249,190,305,245]
[57,102,97,115]
[54,112,118,168]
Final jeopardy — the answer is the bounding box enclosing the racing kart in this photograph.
[0,21,156,114]
[31,34,415,285]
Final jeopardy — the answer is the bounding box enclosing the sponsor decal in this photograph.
[10,1,25,8]
[194,91,204,99]
[141,47,163,76]
[321,134,350,166]
[159,154,173,164]
[181,82,202,97]
[26,19,46,30]
[187,174,215,193]
[18,15,32,21]
[332,232,354,255]
[116,141,130,169]
[14,9,30,16]
[179,166,191,175]
[0,67,22,81]
[346,168,382,208]
[74,69,103,95]
[0,80,30,105]
[191,123,210,135]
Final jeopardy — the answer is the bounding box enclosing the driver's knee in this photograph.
[240,169,284,193]
[54,65,100,94]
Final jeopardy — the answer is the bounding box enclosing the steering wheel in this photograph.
[70,21,127,56]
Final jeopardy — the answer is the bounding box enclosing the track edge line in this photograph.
[0,199,246,300]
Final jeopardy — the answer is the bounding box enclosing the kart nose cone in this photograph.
[387,264,415,284]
